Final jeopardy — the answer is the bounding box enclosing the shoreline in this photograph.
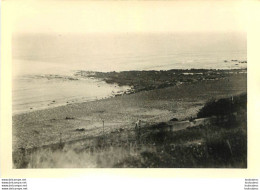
[13,69,247,152]
[13,68,247,116]
[12,75,130,115]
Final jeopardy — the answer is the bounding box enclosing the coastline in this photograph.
[13,69,247,152]
[13,68,247,115]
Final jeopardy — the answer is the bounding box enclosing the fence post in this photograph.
[102,120,105,146]
[59,132,62,148]
[102,120,104,136]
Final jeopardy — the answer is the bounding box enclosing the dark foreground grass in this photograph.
[113,122,246,168]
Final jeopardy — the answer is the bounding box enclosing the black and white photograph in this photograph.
[10,1,247,168]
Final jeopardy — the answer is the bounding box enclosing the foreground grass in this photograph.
[13,94,247,168]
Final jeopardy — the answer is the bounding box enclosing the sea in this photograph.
[12,32,247,114]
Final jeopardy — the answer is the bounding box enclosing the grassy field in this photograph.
[13,93,247,168]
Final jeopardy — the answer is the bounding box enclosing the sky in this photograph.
[6,0,247,34]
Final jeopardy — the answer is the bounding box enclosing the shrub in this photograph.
[197,93,246,118]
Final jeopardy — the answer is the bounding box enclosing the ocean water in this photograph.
[12,32,247,114]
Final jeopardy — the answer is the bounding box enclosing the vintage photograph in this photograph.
[12,1,247,168]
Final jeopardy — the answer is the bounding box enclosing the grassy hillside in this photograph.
[13,93,247,168]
